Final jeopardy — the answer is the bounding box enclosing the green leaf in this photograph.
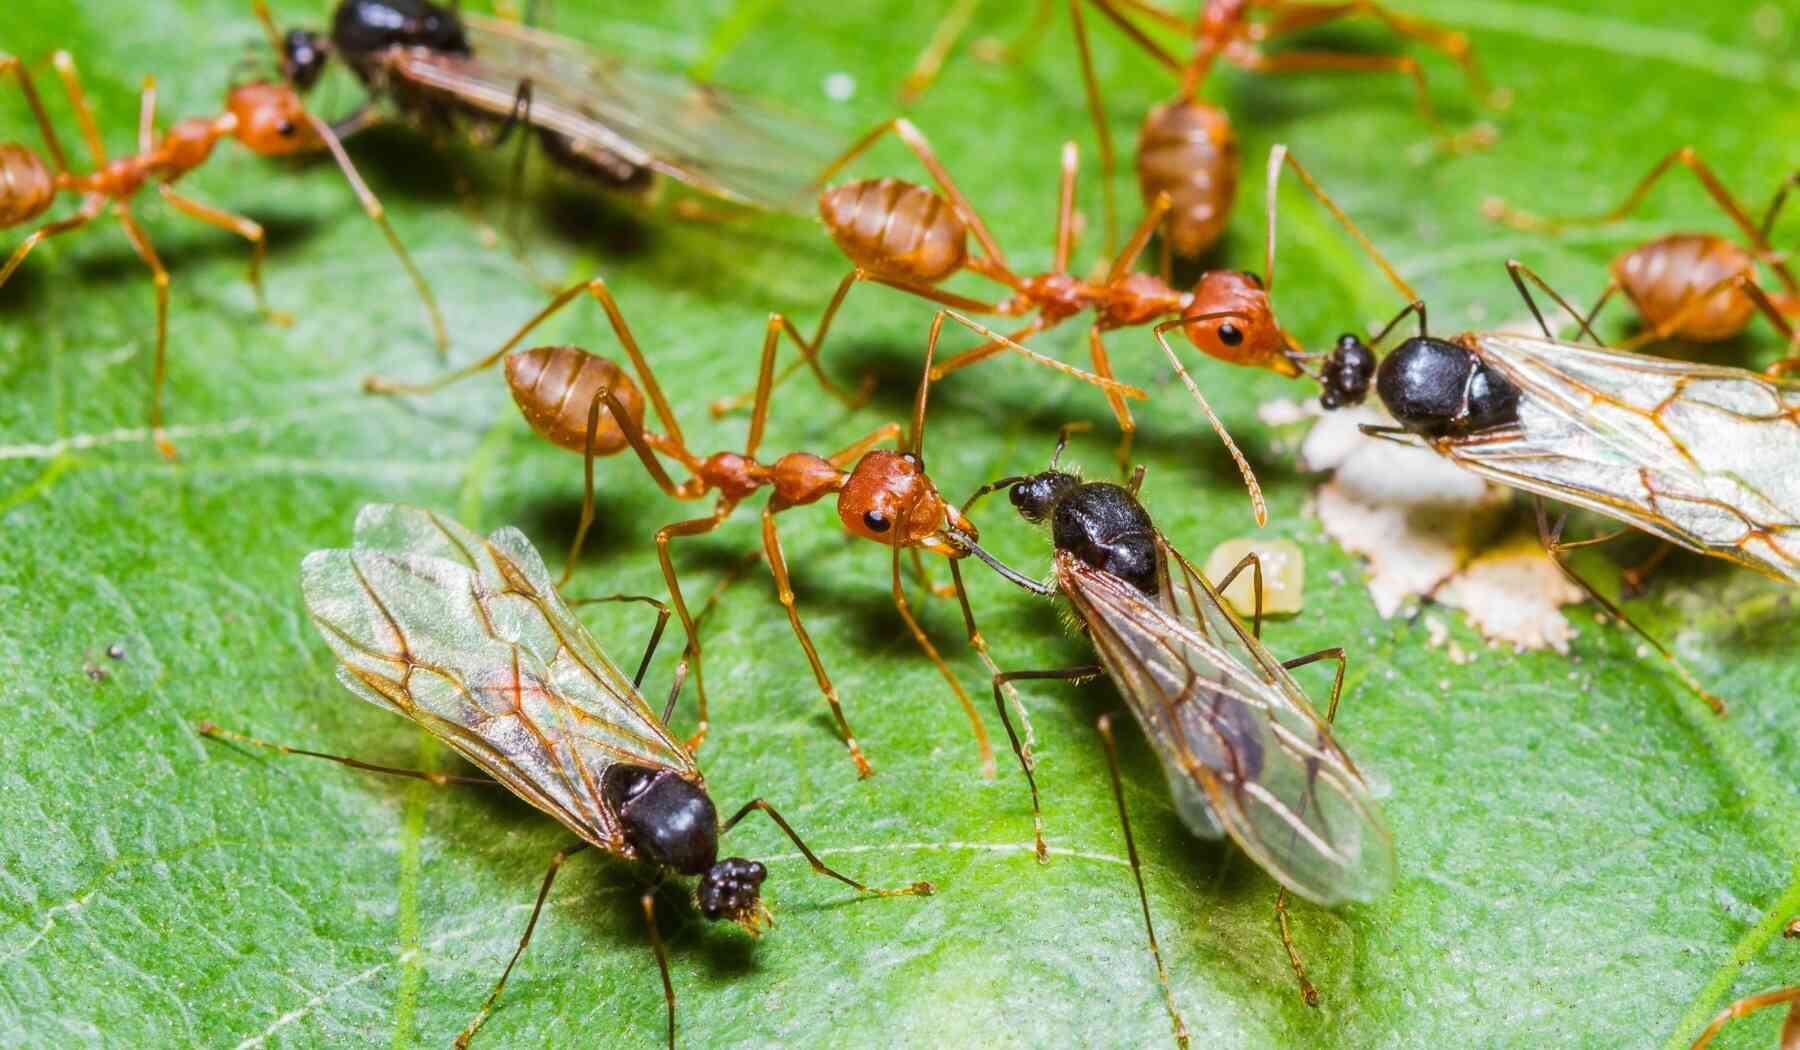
[3,1,1798,1047]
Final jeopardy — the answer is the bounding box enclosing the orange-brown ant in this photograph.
[364,281,1132,777]
[899,1,1498,260]
[723,126,1411,524]
[0,49,446,457]
[1487,147,1799,355]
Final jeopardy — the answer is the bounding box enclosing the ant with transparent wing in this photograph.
[950,431,1393,1029]
[1272,145,1799,717]
[199,504,931,1048]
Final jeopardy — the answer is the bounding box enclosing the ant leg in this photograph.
[1209,551,1267,638]
[762,501,873,777]
[1268,145,1420,303]
[136,74,157,155]
[1105,191,1172,285]
[655,505,737,751]
[993,664,1101,861]
[1068,0,1120,255]
[709,270,998,418]
[709,270,864,417]
[1096,712,1192,1050]
[158,185,292,325]
[898,0,981,104]
[720,798,935,896]
[1053,141,1079,273]
[818,118,1015,277]
[1086,327,1138,475]
[947,558,1037,760]
[1227,43,1485,152]
[1150,320,1267,526]
[1619,271,1796,352]
[1687,986,1800,1050]
[1260,0,1497,106]
[452,843,593,1049]
[0,195,104,289]
[826,422,906,470]
[0,53,70,171]
[114,205,177,459]
[930,312,1148,406]
[886,546,996,778]
[300,111,450,357]
[1504,260,1605,343]
[1274,889,1321,1007]
[564,593,671,690]
[640,887,678,1050]
[195,722,499,786]
[49,52,107,166]
[1619,542,1675,599]
[1491,147,1778,252]
[1532,498,1726,716]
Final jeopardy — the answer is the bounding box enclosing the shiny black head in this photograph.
[281,30,332,90]
[1007,470,1079,523]
[331,0,470,59]
[1375,336,1521,438]
[1318,334,1376,409]
[697,857,768,924]
[603,764,719,876]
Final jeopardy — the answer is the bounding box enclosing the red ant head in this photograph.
[837,450,969,555]
[226,82,323,157]
[1179,270,1297,376]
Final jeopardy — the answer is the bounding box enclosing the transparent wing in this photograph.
[300,504,694,850]
[376,14,844,213]
[1057,546,1395,907]
[1441,334,1800,584]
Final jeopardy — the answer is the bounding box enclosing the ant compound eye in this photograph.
[862,510,891,534]
[1217,322,1244,347]
[276,120,296,137]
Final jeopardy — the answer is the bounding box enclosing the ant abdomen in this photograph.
[819,177,968,284]
[503,345,647,455]
[1135,100,1239,258]
[1614,233,1758,342]
[0,144,55,228]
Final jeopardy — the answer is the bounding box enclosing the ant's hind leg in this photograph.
[159,185,292,325]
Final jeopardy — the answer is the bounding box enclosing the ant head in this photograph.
[1376,336,1521,437]
[226,82,323,156]
[1318,334,1376,409]
[1179,271,1284,369]
[838,450,961,554]
[1008,470,1079,524]
[698,857,771,934]
[282,29,332,90]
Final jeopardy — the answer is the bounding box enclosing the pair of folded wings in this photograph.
[1058,543,1396,908]
[300,504,695,851]
[376,13,845,214]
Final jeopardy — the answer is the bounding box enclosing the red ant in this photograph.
[896,1,1498,260]
[1072,0,1499,259]
[364,281,1132,777]
[1487,147,1799,355]
[722,123,1410,524]
[0,49,446,458]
